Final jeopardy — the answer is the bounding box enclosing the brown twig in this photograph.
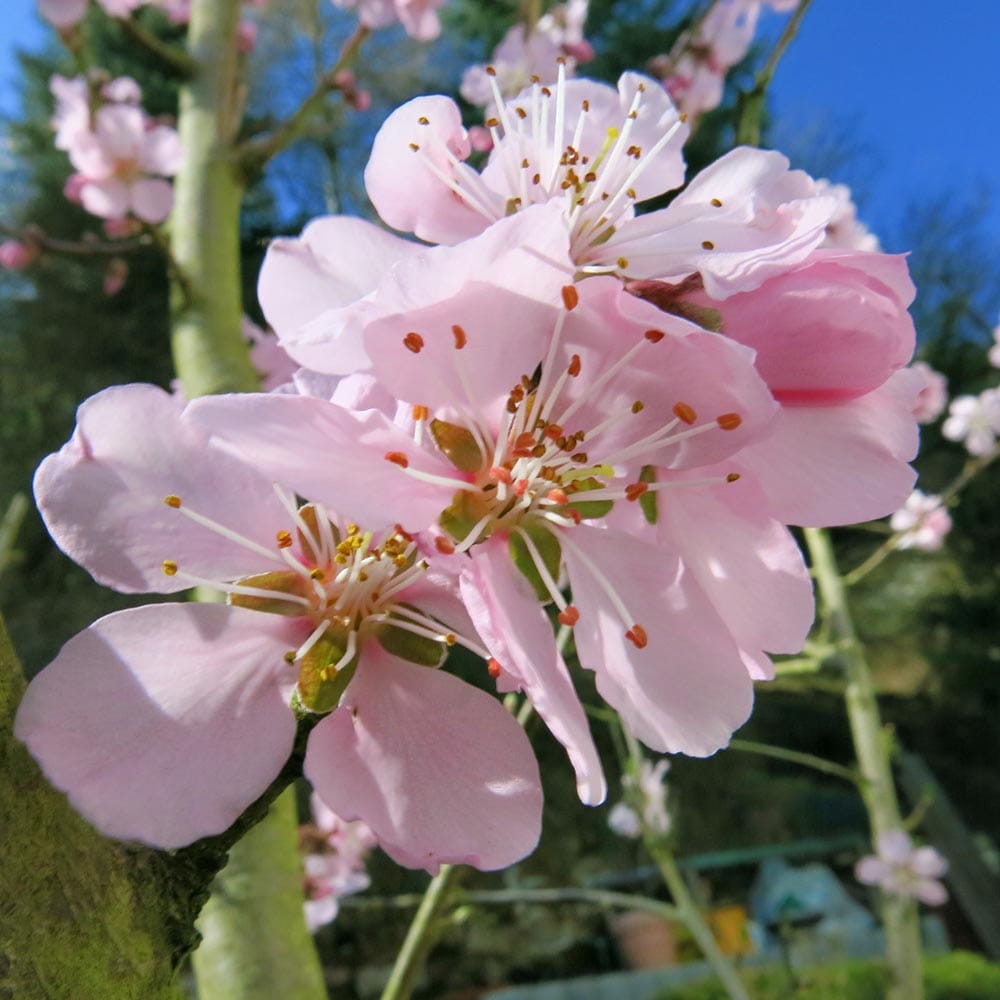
[0,220,152,257]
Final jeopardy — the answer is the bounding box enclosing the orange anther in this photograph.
[558,605,580,627]
[564,507,582,525]
[384,451,409,468]
[276,529,293,549]
[547,488,570,505]
[164,494,181,508]
[726,472,741,483]
[403,332,424,353]
[452,324,467,349]
[717,413,742,430]
[487,657,503,678]
[625,482,649,502]
[567,354,582,377]
[673,402,697,425]
[561,285,579,310]
[435,536,456,555]
[412,404,429,421]
[514,479,529,496]
[644,329,665,343]
[625,624,648,649]
[701,240,715,250]
[711,197,723,207]
[544,423,564,441]
[162,560,178,576]
[418,116,430,125]
[490,466,512,485]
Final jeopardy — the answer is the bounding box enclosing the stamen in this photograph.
[673,402,697,424]
[625,624,648,649]
[558,605,580,626]
[164,494,181,508]
[162,560,178,576]
[487,657,503,679]
[385,451,409,468]
[403,332,424,353]
[717,413,742,430]
[452,324,467,349]
[277,529,293,549]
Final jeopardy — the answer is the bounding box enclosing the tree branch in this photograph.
[120,16,197,78]
[235,24,369,179]
[0,221,153,258]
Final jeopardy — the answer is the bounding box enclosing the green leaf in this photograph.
[639,465,658,525]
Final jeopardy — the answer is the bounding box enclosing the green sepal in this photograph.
[663,299,723,333]
[509,523,563,602]
[440,487,491,544]
[639,465,658,525]
[296,627,358,714]
[431,419,484,473]
[229,571,311,615]
[567,476,613,519]
[376,617,447,667]
[296,503,340,564]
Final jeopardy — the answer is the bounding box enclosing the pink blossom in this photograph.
[942,388,1000,457]
[908,360,948,423]
[17,384,542,868]
[63,172,87,203]
[365,70,835,299]
[50,75,91,151]
[816,179,880,252]
[330,0,446,41]
[102,257,129,295]
[38,0,88,28]
[243,315,299,390]
[301,793,375,930]
[460,1,592,107]
[609,758,671,839]
[95,0,144,16]
[855,830,949,906]
[990,321,1000,369]
[890,490,951,552]
[0,240,40,271]
[191,267,781,802]
[236,19,258,54]
[67,103,183,223]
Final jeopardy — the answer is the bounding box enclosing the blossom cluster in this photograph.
[855,830,949,907]
[50,73,183,224]
[18,66,922,874]
[608,757,672,840]
[650,0,798,120]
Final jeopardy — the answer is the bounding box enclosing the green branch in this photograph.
[236,24,369,179]
[120,16,197,78]
[735,0,813,147]
[728,738,861,785]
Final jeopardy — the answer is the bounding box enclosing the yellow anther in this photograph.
[310,568,325,581]
[276,529,293,549]
[284,650,296,664]
[162,560,178,576]
[346,523,359,535]
[445,633,457,646]
[164,495,181,508]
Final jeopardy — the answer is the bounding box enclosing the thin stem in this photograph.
[120,16,197,77]
[0,492,29,583]
[236,25,369,178]
[0,220,151,257]
[844,442,1000,587]
[648,843,750,1000]
[728,738,861,786]
[379,864,462,1000]
[735,0,813,147]
[343,886,681,922]
[805,527,923,1000]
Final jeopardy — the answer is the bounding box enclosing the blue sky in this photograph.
[2,0,998,250]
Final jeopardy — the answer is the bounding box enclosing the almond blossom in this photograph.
[855,830,949,906]
[461,1,592,107]
[942,388,1000,457]
[66,103,183,223]
[330,0,447,41]
[908,360,948,424]
[192,236,783,806]
[889,490,952,552]
[300,793,376,931]
[16,383,542,869]
[365,68,835,300]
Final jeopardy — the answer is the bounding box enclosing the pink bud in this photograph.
[63,172,87,204]
[236,20,257,53]
[468,125,494,154]
[562,39,595,64]
[102,257,129,296]
[0,239,40,271]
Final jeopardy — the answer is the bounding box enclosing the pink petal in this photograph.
[258,216,422,374]
[701,251,915,403]
[14,603,302,848]
[653,468,814,656]
[910,846,948,879]
[603,147,835,298]
[915,879,948,907]
[187,392,457,531]
[365,95,497,244]
[304,645,542,872]
[130,177,174,223]
[855,855,889,887]
[562,524,754,756]
[33,384,291,593]
[38,0,89,27]
[361,204,574,409]
[460,540,606,805]
[139,124,184,176]
[80,178,131,220]
[736,380,919,526]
